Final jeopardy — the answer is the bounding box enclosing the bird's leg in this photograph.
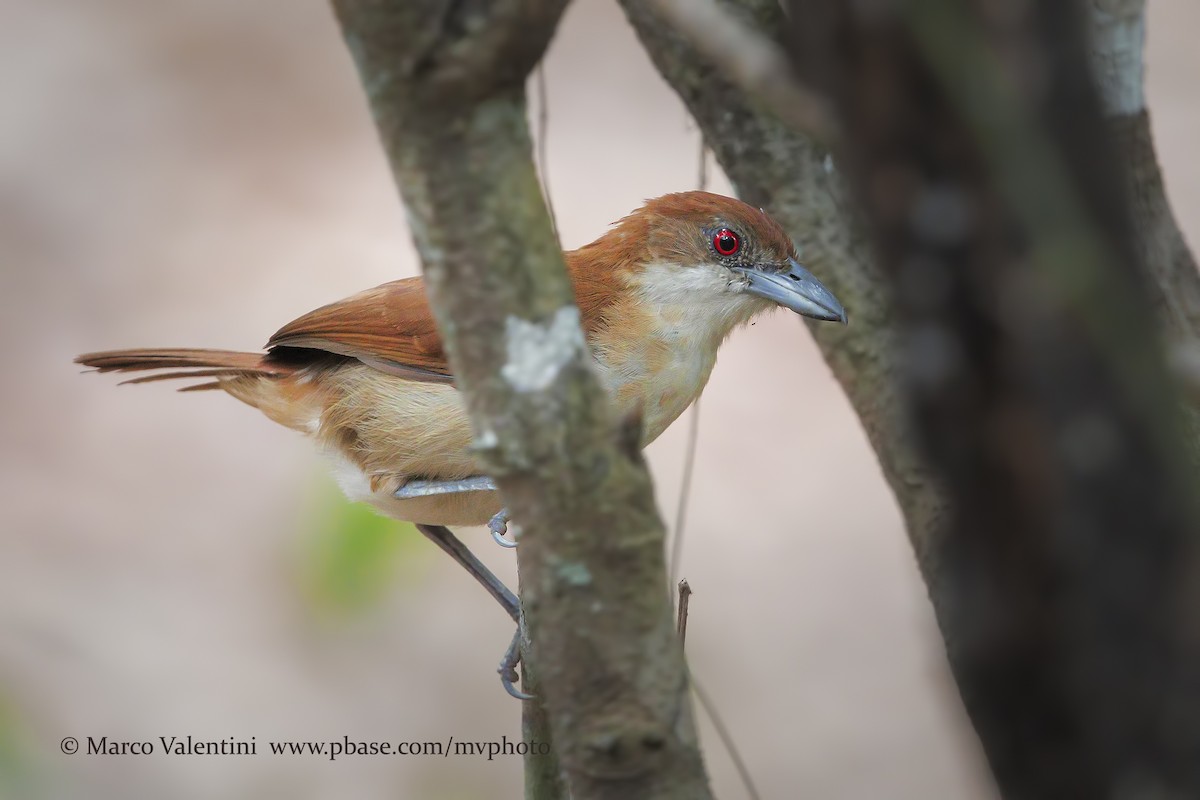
[411,523,530,699]
[403,482,529,699]
[394,478,518,549]
[414,523,519,622]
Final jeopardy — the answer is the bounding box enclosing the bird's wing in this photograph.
[266,258,626,384]
[267,277,455,383]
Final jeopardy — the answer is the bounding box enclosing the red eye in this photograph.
[712,228,740,256]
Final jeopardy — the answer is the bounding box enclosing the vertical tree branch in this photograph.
[516,596,566,800]
[327,2,712,797]
[1087,0,1200,456]
[790,1,1200,797]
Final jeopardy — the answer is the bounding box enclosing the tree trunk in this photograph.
[789,1,1200,797]
[327,2,713,797]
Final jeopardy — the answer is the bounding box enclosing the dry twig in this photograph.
[675,579,692,646]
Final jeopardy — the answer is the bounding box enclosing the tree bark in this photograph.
[327,2,712,797]
[789,1,1200,797]
[1087,0,1200,457]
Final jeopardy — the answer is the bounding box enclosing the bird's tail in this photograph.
[75,348,289,392]
[76,347,324,433]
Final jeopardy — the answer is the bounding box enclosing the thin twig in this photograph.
[676,579,692,645]
[651,0,837,143]
[691,675,763,800]
[676,137,760,800]
[669,142,709,585]
[676,139,758,800]
[669,397,701,582]
[675,577,762,799]
[535,64,559,245]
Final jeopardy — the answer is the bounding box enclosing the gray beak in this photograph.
[733,258,847,323]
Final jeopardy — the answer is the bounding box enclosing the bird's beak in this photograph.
[733,259,847,323]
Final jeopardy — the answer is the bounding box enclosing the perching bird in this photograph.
[77,191,845,692]
[79,191,843,520]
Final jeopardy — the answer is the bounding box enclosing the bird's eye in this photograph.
[712,228,741,257]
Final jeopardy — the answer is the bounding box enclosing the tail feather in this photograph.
[76,348,293,392]
[76,347,320,431]
[76,348,281,375]
[118,368,266,386]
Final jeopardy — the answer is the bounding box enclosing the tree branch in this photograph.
[1087,0,1200,453]
[327,2,711,797]
[790,0,1200,795]
[649,0,837,142]
[1087,1,1200,336]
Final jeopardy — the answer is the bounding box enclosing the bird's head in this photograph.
[575,191,846,334]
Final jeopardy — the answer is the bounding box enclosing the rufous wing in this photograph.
[266,277,455,383]
[267,257,626,384]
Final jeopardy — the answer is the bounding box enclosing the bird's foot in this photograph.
[489,508,517,549]
[393,476,497,499]
[393,479,519,550]
[499,626,533,700]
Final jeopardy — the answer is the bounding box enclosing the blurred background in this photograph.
[1,1,1196,798]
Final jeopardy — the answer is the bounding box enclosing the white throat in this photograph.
[633,260,771,348]
[589,260,773,444]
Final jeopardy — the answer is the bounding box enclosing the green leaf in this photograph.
[299,477,431,616]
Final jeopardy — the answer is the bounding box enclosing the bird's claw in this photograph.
[499,628,533,700]
[489,508,517,549]
[500,664,533,700]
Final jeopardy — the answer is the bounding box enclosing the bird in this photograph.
[77,191,846,694]
[78,190,844,522]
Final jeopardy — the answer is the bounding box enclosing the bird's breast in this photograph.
[586,259,767,442]
[594,328,719,445]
